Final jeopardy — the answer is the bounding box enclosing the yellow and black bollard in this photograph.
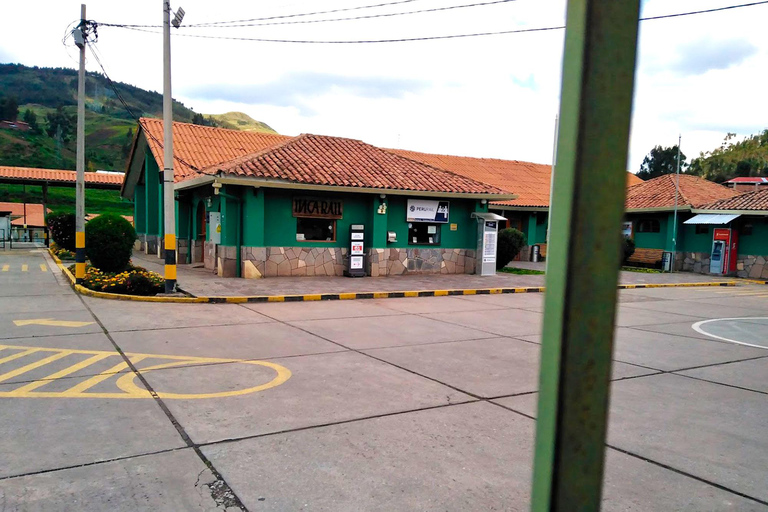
[164,233,176,293]
[75,230,86,284]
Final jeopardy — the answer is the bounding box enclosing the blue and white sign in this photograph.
[406,199,450,223]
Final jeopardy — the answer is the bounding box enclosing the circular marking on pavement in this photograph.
[115,359,292,399]
[692,317,768,350]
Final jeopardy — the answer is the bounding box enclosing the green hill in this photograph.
[208,112,277,134]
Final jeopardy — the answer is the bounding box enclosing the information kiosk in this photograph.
[345,224,366,277]
[471,212,508,276]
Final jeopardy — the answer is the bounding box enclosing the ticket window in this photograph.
[297,218,336,242]
[408,223,441,245]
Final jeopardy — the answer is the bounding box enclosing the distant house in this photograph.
[724,177,768,193]
[0,202,51,241]
[0,120,30,131]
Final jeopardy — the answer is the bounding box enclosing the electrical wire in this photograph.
[95,0,768,44]
[87,41,205,174]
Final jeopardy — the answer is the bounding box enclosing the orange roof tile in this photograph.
[699,188,768,211]
[0,166,123,187]
[0,202,51,227]
[625,174,739,210]
[138,118,291,182]
[207,134,509,195]
[389,149,642,207]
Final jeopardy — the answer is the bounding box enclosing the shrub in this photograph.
[621,237,636,265]
[85,214,137,273]
[47,212,76,251]
[496,228,527,270]
[70,264,164,296]
[50,241,75,260]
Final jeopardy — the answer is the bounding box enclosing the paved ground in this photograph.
[1,248,768,511]
[132,250,731,297]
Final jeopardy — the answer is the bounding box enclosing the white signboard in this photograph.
[350,255,364,269]
[351,232,364,240]
[621,221,633,238]
[483,231,497,260]
[406,199,450,223]
[209,212,221,244]
[351,242,364,255]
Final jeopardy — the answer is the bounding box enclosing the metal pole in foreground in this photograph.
[75,4,87,284]
[671,134,682,272]
[162,0,177,293]
[530,1,641,510]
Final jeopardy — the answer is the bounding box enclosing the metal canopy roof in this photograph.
[684,213,741,225]
[471,212,508,221]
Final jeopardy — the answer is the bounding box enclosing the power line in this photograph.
[97,0,768,44]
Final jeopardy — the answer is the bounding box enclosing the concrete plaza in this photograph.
[1,248,767,510]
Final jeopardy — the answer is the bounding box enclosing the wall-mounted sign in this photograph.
[406,199,449,223]
[621,221,633,239]
[450,223,458,231]
[293,197,343,219]
[351,242,364,255]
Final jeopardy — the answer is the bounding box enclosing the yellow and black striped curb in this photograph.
[45,249,740,303]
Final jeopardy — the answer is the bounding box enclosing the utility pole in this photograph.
[671,134,682,272]
[74,4,87,284]
[162,1,184,293]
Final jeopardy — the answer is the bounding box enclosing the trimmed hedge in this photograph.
[85,214,137,273]
[46,212,76,251]
[496,228,527,270]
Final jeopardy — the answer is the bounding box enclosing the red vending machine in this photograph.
[710,228,739,275]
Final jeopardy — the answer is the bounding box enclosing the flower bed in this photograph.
[50,242,75,261]
[68,263,165,296]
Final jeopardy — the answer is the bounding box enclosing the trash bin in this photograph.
[531,245,540,263]
[662,251,672,272]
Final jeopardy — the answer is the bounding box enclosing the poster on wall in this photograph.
[621,221,633,238]
[350,256,364,269]
[406,199,450,223]
[351,242,364,255]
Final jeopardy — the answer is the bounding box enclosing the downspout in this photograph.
[186,198,193,264]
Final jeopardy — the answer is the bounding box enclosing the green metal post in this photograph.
[530,1,640,511]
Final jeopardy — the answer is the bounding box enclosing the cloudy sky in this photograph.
[2,0,766,171]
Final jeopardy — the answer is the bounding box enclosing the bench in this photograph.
[626,248,664,267]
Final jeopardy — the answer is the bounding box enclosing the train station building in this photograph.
[121,119,514,278]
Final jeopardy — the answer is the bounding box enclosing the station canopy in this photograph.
[684,213,741,225]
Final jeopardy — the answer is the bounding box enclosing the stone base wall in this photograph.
[680,251,768,278]
[190,240,204,264]
[144,235,158,256]
[368,248,476,276]
[204,241,217,271]
[240,246,347,278]
[177,239,189,264]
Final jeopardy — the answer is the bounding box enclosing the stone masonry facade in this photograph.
[680,251,768,279]
[368,248,476,276]
[206,246,477,278]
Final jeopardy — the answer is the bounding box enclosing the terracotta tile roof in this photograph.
[625,174,739,210]
[0,202,51,227]
[725,177,768,184]
[0,166,123,187]
[389,149,643,207]
[699,188,768,211]
[207,134,510,195]
[138,118,291,182]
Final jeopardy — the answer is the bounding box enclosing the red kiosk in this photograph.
[710,228,739,275]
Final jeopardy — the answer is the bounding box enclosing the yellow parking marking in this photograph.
[40,264,47,272]
[14,318,95,328]
[63,356,146,395]
[21,264,28,272]
[0,343,291,399]
[12,353,114,394]
[1,264,8,272]
[0,350,74,383]
[0,348,41,366]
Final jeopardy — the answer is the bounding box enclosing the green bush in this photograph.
[496,228,527,270]
[46,212,76,251]
[621,237,636,265]
[85,214,137,273]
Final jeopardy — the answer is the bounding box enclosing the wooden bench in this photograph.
[626,248,664,267]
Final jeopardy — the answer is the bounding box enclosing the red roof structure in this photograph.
[0,166,123,188]
[206,134,510,196]
[625,174,739,210]
[0,202,51,227]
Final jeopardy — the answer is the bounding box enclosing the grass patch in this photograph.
[0,183,133,215]
[621,266,662,273]
[499,267,546,275]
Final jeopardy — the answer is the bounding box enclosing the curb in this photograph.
[47,248,738,303]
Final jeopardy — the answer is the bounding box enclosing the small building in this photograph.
[724,177,768,193]
[0,202,51,241]
[121,120,515,278]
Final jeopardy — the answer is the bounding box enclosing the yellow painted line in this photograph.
[14,318,94,328]
[303,294,322,301]
[1,264,8,272]
[21,264,28,272]
[462,289,477,295]
[62,356,147,395]
[403,291,419,297]
[40,264,47,272]
[75,231,85,247]
[165,264,177,280]
[11,353,114,393]
[339,293,357,300]
[434,290,449,296]
[0,350,74,383]
[0,348,40,366]
[373,292,389,299]
[225,297,248,304]
[267,296,285,302]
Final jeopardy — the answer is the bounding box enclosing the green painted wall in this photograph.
[134,184,146,234]
[242,188,265,247]
[385,196,479,249]
[627,213,667,249]
[263,189,370,248]
[144,154,159,236]
[737,218,768,255]
[679,223,715,253]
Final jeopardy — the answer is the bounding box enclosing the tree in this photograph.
[637,145,687,181]
[687,130,768,183]
[0,96,19,121]
[21,108,41,134]
[45,106,76,143]
[496,228,527,270]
